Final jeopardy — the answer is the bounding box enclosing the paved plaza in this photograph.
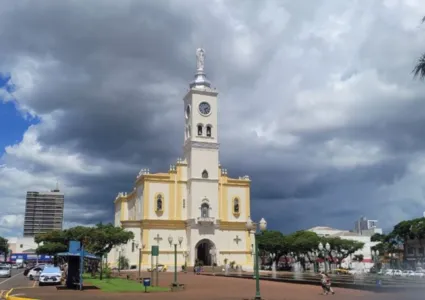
[1,271,413,300]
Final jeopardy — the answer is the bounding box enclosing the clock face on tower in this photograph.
[199,102,211,116]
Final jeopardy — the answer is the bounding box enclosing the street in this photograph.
[0,269,33,295]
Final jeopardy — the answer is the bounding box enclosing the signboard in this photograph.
[69,240,81,252]
[143,277,151,292]
[151,246,159,257]
[10,253,52,262]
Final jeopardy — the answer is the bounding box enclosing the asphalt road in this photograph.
[0,269,34,293]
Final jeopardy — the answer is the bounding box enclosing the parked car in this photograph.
[28,266,44,280]
[147,264,168,272]
[38,267,62,286]
[0,266,11,278]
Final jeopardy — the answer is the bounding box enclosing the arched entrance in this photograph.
[195,239,215,266]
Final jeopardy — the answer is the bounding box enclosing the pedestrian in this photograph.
[319,271,328,295]
[324,272,335,295]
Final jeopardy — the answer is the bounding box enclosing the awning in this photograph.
[56,251,100,260]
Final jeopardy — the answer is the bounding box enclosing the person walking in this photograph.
[323,272,335,295]
[319,271,329,295]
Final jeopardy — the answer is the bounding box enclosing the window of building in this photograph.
[197,125,203,136]
[419,247,424,255]
[201,203,209,218]
[132,242,135,252]
[206,125,212,137]
[156,194,163,212]
[202,170,208,179]
[408,247,415,255]
[233,198,240,215]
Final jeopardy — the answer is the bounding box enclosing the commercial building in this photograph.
[353,216,383,236]
[308,226,379,270]
[23,188,64,237]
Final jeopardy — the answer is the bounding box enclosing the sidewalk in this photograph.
[16,272,388,300]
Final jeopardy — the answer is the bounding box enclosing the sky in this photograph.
[1,0,425,237]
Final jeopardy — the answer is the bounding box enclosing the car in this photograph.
[38,266,62,286]
[27,266,44,280]
[335,268,350,275]
[0,266,11,278]
[147,264,168,272]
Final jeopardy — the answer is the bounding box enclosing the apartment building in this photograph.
[23,188,64,237]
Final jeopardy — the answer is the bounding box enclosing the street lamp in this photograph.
[246,216,267,300]
[182,251,189,273]
[135,242,144,281]
[168,236,183,288]
[209,248,217,275]
[372,250,380,272]
[318,242,331,273]
[308,251,318,273]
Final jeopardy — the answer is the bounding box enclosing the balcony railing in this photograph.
[197,216,215,225]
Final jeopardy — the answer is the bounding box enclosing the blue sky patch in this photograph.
[0,73,39,155]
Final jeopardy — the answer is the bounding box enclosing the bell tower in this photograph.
[183,48,220,221]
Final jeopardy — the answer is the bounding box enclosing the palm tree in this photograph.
[412,54,425,79]
[412,17,425,79]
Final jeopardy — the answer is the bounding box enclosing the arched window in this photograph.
[202,170,208,179]
[201,203,209,218]
[233,198,240,215]
[197,125,203,136]
[156,194,163,211]
[206,125,212,137]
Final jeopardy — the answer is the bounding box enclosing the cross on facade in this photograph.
[234,235,242,244]
[153,234,163,245]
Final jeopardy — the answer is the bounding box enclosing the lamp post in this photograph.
[318,242,331,273]
[117,246,124,273]
[209,248,217,275]
[372,250,380,273]
[168,236,183,288]
[135,242,143,281]
[246,216,267,300]
[182,251,189,273]
[336,253,342,268]
[308,251,317,273]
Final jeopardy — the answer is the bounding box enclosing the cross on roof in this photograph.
[154,234,163,244]
[234,235,242,244]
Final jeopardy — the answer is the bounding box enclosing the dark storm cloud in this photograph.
[1,0,425,234]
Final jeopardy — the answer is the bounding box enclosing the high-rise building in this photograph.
[23,188,64,237]
[354,216,383,236]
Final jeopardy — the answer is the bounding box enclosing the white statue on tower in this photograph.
[196,48,205,71]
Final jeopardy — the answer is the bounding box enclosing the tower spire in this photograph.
[189,48,211,89]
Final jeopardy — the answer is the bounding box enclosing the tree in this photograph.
[257,230,288,264]
[35,223,134,280]
[389,219,415,260]
[412,17,425,79]
[322,237,364,267]
[0,237,9,262]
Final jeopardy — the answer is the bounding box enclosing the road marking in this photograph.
[32,281,37,288]
[0,272,24,286]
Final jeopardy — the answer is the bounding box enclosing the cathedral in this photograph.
[111,48,254,271]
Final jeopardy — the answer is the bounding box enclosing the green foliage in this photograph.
[287,231,320,256]
[257,230,288,261]
[118,255,129,269]
[0,236,9,255]
[35,223,134,257]
[103,263,112,279]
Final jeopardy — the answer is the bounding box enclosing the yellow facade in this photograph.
[114,165,252,267]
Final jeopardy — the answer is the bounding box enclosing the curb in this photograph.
[201,274,421,293]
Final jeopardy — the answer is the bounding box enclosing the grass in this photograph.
[83,274,170,293]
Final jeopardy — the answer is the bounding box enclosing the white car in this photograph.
[27,266,44,280]
[39,267,62,286]
[0,266,11,278]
